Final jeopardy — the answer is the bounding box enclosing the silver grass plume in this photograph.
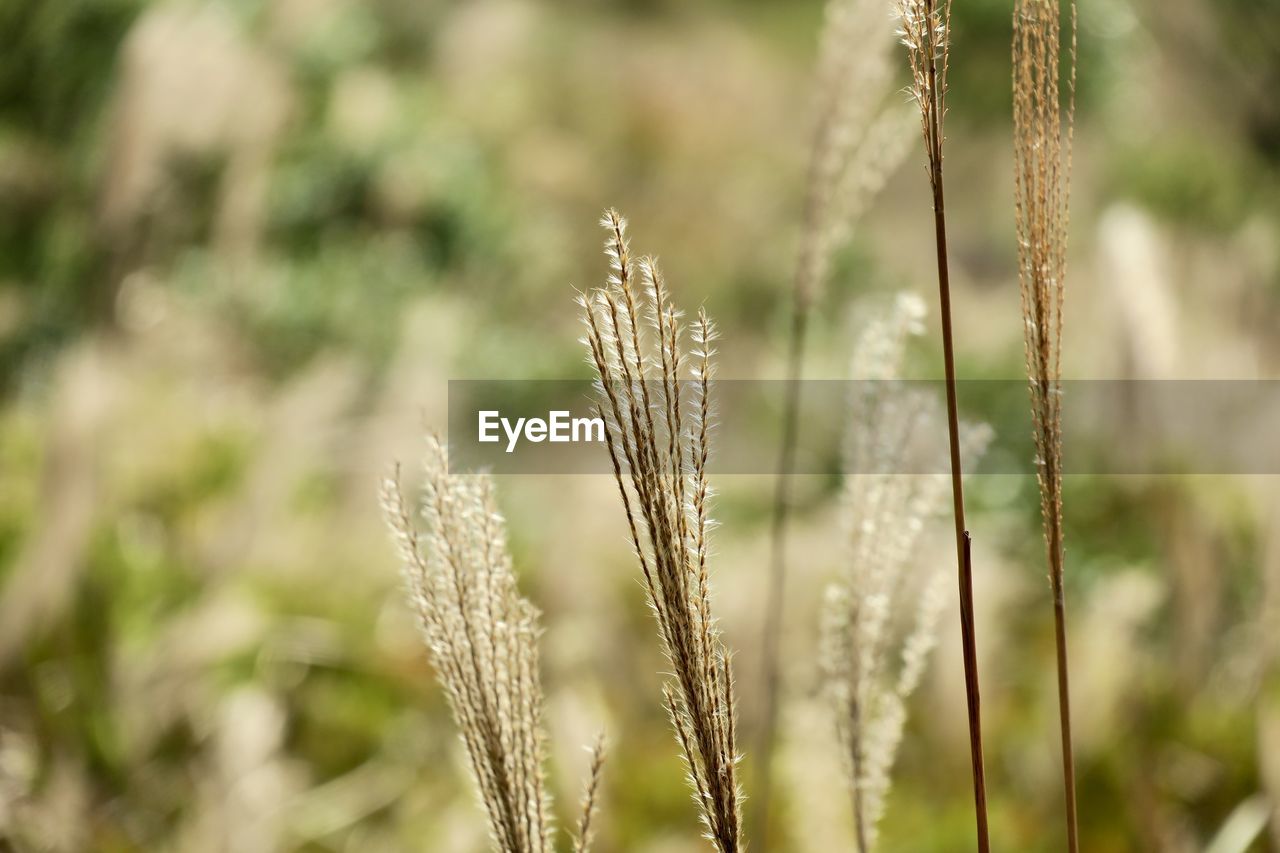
[1013,0,1079,849]
[759,2,914,836]
[381,436,556,853]
[572,734,607,853]
[578,210,743,853]
[797,0,915,312]
[821,294,991,852]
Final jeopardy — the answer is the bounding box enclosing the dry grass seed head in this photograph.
[895,0,955,189]
[381,436,553,853]
[579,210,742,853]
[1013,0,1076,587]
[572,734,607,853]
[822,295,992,852]
[797,0,914,310]
[1013,4,1081,849]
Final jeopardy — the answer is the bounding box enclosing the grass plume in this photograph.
[572,734,607,853]
[822,294,991,851]
[579,210,743,853]
[1013,0,1079,848]
[893,0,992,848]
[382,436,605,853]
[758,0,912,838]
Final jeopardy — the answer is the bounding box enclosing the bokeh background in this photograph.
[2,0,1279,850]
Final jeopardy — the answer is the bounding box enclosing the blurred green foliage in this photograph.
[1110,137,1257,231]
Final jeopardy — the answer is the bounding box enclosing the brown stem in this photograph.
[1043,445,1078,850]
[959,532,991,852]
[925,10,991,844]
[1052,560,1080,852]
[930,140,966,564]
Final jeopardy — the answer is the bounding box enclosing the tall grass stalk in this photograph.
[579,210,743,852]
[894,0,991,848]
[1012,0,1079,848]
[758,0,910,840]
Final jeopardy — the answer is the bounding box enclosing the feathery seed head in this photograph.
[579,211,742,853]
[382,436,553,853]
[797,0,911,309]
[893,0,954,193]
[823,297,991,851]
[1013,0,1076,586]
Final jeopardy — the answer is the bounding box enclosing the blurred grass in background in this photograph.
[1,0,1279,850]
